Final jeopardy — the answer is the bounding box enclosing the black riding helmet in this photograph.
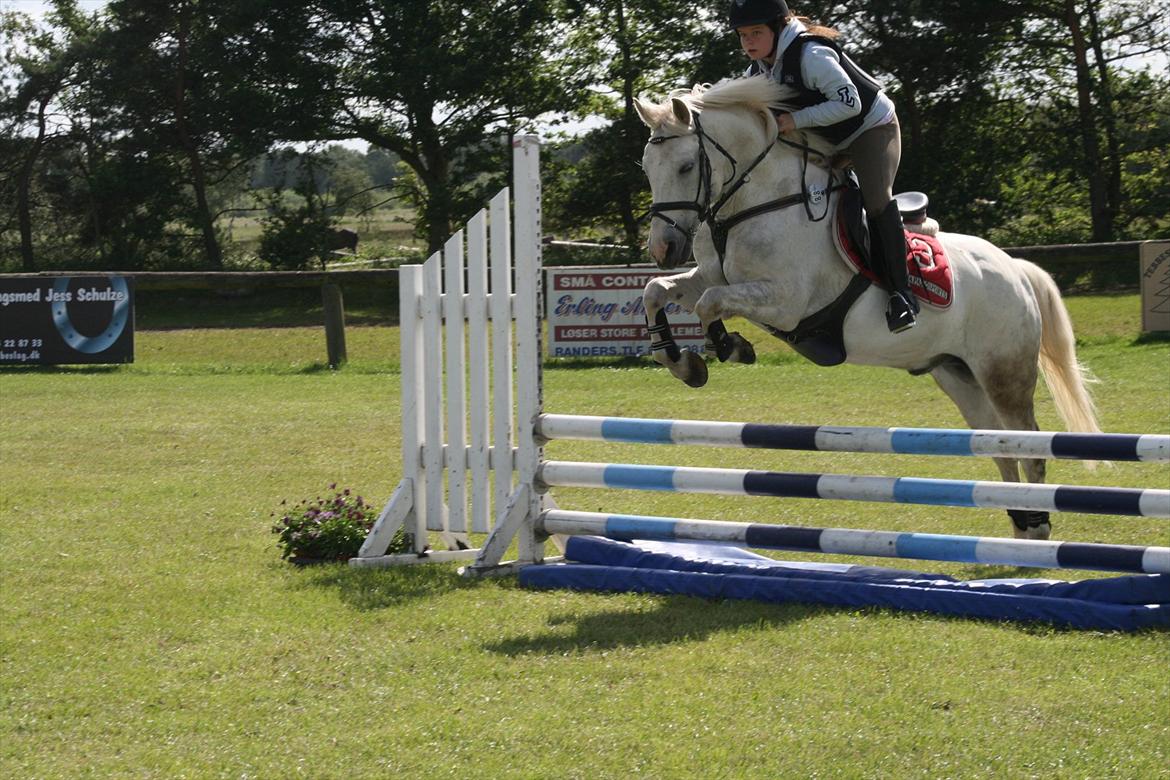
[728,0,789,30]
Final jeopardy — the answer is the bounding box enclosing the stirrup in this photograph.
[886,292,917,333]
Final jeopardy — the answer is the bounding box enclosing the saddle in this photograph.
[770,175,953,367]
[834,183,953,309]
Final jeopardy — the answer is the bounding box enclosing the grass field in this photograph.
[1,293,1167,778]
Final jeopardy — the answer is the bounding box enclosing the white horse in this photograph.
[634,77,1100,540]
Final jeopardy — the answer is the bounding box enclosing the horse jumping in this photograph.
[634,77,1100,540]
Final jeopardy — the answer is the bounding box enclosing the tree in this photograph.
[0,3,89,271]
[302,0,584,254]
[76,0,335,267]
[546,0,741,251]
[1004,0,1169,240]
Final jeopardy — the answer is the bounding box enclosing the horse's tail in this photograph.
[1018,259,1101,433]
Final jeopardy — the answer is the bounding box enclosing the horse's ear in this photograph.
[633,97,657,128]
[670,97,692,127]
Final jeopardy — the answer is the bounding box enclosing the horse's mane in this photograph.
[642,76,837,160]
[673,77,780,114]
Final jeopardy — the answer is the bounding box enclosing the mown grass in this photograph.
[1,293,1167,778]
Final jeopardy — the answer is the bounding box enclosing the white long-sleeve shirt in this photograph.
[744,18,895,149]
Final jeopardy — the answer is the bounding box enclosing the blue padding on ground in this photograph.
[518,537,1170,632]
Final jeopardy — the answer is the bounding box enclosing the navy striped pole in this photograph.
[537,461,1170,518]
[537,414,1170,462]
[538,510,1170,574]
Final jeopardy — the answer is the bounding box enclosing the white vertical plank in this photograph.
[512,135,544,563]
[421,252,447,533]
[399,265,427,552]
[466,210,491,533]
[443,232,467,534]
[489,187,514,526]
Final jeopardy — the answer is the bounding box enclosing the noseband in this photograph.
[646,114,836,262]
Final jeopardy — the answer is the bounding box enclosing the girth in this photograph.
[763,274,872,367]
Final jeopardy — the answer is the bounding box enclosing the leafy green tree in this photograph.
[76,0,335,267]
[258,151,337,270]
[0,2,90,271]
[301,0,584,253]
[1001,0,1169,240]
[545,0,740,252]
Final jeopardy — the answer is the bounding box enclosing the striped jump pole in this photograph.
[538,509,1170,574]
[538,461,1170,518]
[537,414,1170,462]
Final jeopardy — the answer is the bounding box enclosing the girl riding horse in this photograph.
[729,0,917,333]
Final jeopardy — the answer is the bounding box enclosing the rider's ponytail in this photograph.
[790,14,840,39]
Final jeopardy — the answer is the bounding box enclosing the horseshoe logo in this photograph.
[51,277,130,354]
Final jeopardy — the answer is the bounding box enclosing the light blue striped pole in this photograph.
[537,460,1170,518]
[538,509,1170,574]
[536,414,1170,462]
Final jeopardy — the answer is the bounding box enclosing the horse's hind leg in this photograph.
[978,357,1051,538]
[930,361,1051,540]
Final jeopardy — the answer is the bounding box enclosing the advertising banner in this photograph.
[1140,240,1169,333]
[0,275,135,365]
[545,267,704,358]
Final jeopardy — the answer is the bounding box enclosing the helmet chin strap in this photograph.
[767,18,782,59]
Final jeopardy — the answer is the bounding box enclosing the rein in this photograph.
[647,114,842,263]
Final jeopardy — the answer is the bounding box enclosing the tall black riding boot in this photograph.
[872,201,918,333]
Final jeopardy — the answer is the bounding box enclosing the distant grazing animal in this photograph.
[327,228,359,254]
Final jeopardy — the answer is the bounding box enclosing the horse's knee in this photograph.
[694,290,723,324]
[642,281,669,313]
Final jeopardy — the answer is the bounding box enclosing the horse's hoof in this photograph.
[682,351,708,388]
[1008,509,1051,540]
[1014,522,1051,540]
[730,333,756,364]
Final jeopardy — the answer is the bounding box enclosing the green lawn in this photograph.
[1,293,1167,778]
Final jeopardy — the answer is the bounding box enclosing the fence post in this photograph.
[322,282,347,368]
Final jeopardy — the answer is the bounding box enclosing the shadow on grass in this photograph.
[484,595,825,655]
[1133,331,1170,346]
[290,561,483,610]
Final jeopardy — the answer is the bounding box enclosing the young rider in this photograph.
[729,0,917,333]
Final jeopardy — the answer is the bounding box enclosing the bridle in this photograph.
[646,112,840,262]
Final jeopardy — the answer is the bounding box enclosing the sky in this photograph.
[2,0,106,15]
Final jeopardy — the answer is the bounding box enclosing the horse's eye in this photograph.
[680,161,695,174]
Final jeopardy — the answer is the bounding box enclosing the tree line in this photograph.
[1,0,1167,272]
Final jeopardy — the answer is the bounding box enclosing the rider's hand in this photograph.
[776,113,796,134]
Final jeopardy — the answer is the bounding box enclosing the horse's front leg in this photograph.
[694,280,797,350]
[703,319,757,364]
[642,271,712,388]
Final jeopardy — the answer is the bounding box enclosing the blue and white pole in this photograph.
[538,509,1170,574]
[537,461,1170,518]
[537,414,1170,462]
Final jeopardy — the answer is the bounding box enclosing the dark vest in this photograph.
[750,34,883,145]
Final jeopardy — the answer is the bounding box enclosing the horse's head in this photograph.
[635,95,703,268]
[635,78,787,270]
